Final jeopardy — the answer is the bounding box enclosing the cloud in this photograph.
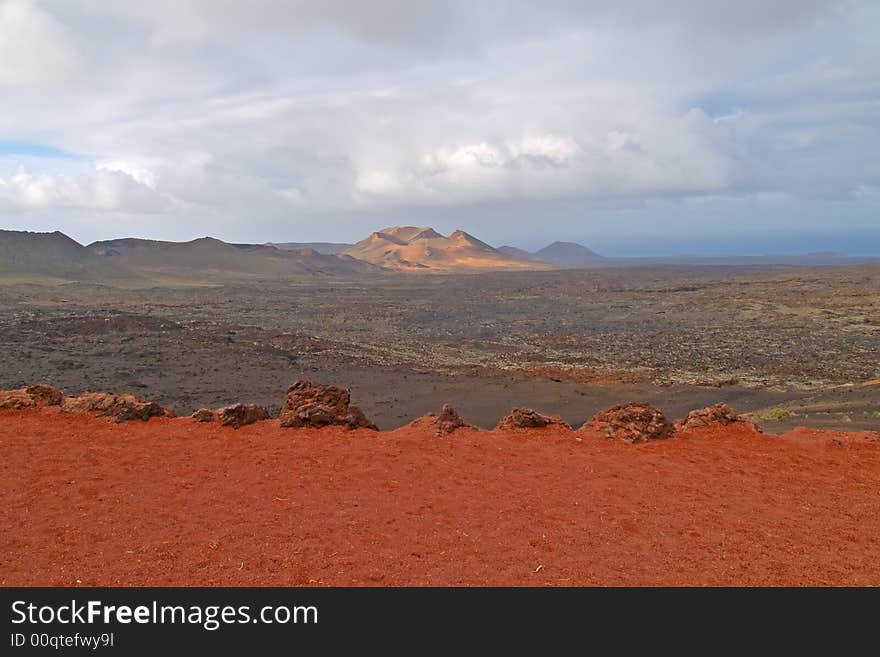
[353,107,739,206]
[96,160,158,190]
[0,164,169,213]
[0,0,78,86]
[92,0,845,49]
[0,0,876,250]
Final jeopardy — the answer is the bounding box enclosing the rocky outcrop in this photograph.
[0,384,63,409]
[581,402,673,442]
[675,403,759,433]
[496,407,570,430]
[279,380,377,430]
[60,392,174,423]
[217,403,269,429]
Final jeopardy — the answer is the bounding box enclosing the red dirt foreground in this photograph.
[2,406,880,587]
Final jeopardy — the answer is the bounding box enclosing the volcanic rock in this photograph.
[60,392,116,415]
[344,405,378,431]
[581,402,673,442]
[191,408,216,422]
[216,403,270,429]
[496,407,570,430]
[25,384,64,406]
[406,404,474,436]
[60,392,174,423]
[436,404,469,434]
[675,403,759,433]
[0,384,64,409]
[0,389,37,409]
[279,380,377,430]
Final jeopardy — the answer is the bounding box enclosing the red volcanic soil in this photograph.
[2,407,879,586]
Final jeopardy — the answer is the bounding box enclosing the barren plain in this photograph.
[1,263,878,432]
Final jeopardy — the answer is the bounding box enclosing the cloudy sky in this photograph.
[0,0,877,255]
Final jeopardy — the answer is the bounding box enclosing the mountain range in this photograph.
[342,226,548,272]
[0,231,380,284]
[1,226,876,285]
[88,236,378,281]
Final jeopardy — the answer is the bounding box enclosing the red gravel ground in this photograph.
[2,407,879,586]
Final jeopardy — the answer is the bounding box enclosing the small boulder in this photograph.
[0,389,35,409]
[191,408,216,422]
[279,380,377,430]
[0,384,63,409]
[407,404,474,436]
[581,402,673,443]
[436,404,469,434]
[496,407,570,430]
[344,405,379,431]
[216,403,270,429]
[675,403,759,433]
[25,384,63,406]
[61,392,118,415]
[61,391,174,423]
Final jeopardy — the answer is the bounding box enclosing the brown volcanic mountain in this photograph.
[0,230,137,283]
[0,229,382,284]
[88,236,380,281]
[344,226,548,272]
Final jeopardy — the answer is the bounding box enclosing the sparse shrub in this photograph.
[756,407,791,421]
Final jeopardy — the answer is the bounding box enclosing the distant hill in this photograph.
[533,241,604,267]
[497,245,537,260]
[88,237,380,281]
[0,229,385,285]
[343,226,546,272]
[269,242,352,255]
[0,230,136,282]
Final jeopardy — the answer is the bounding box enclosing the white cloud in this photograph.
[0,0,876,249]
[95,160,158,190]
[0,0,78,86]
[352,110,737,206]
[0,164,169,213]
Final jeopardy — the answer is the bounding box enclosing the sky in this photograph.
[0,0,878,256]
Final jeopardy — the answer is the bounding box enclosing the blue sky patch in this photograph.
[0,141,84,159]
